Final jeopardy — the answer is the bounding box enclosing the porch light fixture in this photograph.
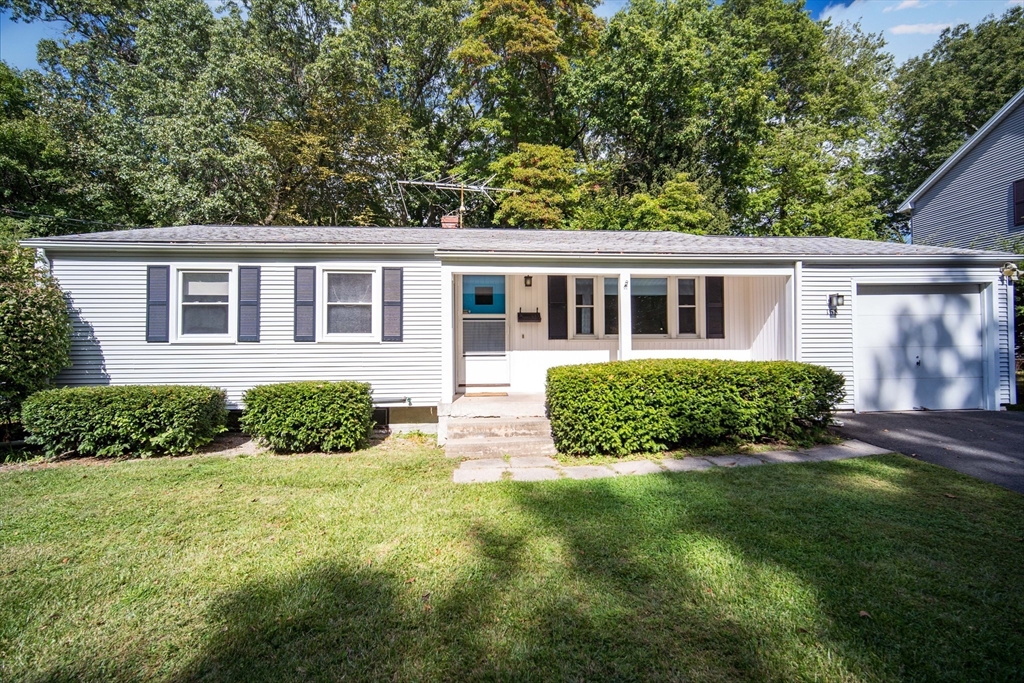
[828,293,845,318]
[524,275,533,287]
[1001,262,1019,281]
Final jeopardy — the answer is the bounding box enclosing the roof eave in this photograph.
[20,240,439,254]
[436,250,1016,263]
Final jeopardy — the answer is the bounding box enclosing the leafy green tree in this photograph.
[491,143,581,228]
[0,242,72,431]
[877,6,1024,237]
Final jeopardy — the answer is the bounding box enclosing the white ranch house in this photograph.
[24,226,1018,441]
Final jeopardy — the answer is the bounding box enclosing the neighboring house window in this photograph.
[631,277,668,335]
[604,277,618,335]
[1014,179,1024,227]
[575,278,595,335]
[678,278,697,334]
[180,271,230,336]
[325,272,373,336]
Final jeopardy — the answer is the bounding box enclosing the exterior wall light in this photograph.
[1001,262,1019,281]
[828,293,845,318]
[524,275,533,287]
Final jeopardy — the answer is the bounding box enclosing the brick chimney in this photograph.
[441,215,460,229]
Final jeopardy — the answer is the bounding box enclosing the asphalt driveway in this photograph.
[833,411,1024,494]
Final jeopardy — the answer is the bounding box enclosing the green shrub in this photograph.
[21,385,227,458]
[1,242,72,431]
[240,381,374,453]
[546,359,846,456]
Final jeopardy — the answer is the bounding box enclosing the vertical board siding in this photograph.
[801,266,1012,410]
[913,102,1024,250]
[51,253,442,407]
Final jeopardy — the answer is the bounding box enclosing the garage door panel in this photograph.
[855,344,983,380]
[855,313,982,347]
[854,284,984,412]
[857,377,984,412]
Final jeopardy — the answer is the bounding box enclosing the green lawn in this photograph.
[1,437,1022,682]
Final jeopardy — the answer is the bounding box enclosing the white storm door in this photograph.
[854,283,984,411]
[460,275,509,387]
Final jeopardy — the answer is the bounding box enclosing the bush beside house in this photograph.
[21,385,227,458]
[241,381,374,453]
[546,359,846,456]
[0,243,71,435]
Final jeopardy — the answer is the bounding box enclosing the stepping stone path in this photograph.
[452,439,891,484]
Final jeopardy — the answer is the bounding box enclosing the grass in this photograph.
[1,435,1023,682]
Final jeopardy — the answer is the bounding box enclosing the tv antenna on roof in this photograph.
[395,174,518,227]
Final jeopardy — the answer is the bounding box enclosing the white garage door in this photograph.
[854,284,984,411]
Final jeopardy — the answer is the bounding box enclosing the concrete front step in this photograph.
[444,435,557,459]
[446,417,552,439]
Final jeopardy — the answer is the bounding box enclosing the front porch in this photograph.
[440,264,798,403]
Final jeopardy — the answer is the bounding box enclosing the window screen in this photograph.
[604,277,618,335]
[181,272,229,335]
[678,278,697,334]
[575,278,594,335]
[463,319,505,355]
[327,273,372,334]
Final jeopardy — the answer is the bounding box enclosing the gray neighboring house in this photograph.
[899,87,1024,250]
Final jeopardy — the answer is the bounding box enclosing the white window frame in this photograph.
[319,267,380,342]
[572,277,598,337]
[569,275,707,340]
[171,265,237,344]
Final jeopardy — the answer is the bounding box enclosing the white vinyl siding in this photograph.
[800,265,1012,410]
[49,252,442,407]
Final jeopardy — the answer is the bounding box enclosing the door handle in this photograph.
[915,355,921,366]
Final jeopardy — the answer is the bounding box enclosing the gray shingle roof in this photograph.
[23,224,1017,258]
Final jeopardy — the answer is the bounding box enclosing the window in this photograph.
[575,278,595,335]
[326,272,373,335]
[604,277,618,335]
[180,271,230,336]
[631,278,668,335]
[1014,178,1024,227]
[678,278,697,335]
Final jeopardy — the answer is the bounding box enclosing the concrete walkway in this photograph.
[452,439,891,484]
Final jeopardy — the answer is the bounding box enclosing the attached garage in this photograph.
[854,283,987,411]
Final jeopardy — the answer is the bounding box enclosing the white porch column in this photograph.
[440,267,455,404]
[793,260,803,362]
[618,273,632,361]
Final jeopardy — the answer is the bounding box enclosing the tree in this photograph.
[491,143,581,228]
[877,6,1024,237]
[0,242,72,432]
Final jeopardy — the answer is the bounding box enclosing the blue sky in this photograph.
[2,0,1021,71]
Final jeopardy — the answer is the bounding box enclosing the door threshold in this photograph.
[464,392,509,397]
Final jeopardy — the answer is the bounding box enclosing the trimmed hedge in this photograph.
[240,381,374,453]
[21,385,228,458]
[546,359,846,456]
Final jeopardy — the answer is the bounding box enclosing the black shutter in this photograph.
[705,276,725,339]
[382,267,403,342]
[238,266,260,342]
[146,265,169,342]
[548,275,568,340]
[294,266,316,342]
[1014,179,1024,227]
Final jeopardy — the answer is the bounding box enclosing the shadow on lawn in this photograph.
[29,456,1023,682]
[178,460,1020,681]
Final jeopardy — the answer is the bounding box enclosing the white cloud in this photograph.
[883,1,927,13]
[1007,0,1023,7]
[889,22,954,34]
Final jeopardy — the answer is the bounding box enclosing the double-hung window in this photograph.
[677,278,697,335]
[574,278,595,335]
[180,271,231,337]
[325,272,374,336]
[604,277,618,335]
